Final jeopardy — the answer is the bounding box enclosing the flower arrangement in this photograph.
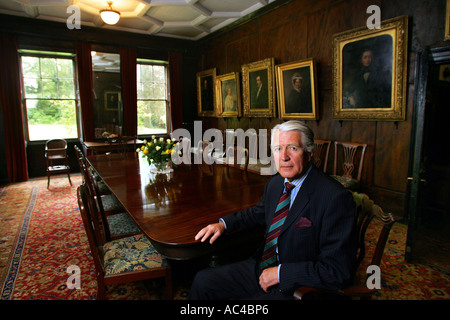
[137,136,179,171]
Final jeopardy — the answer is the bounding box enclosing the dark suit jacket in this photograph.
[222,165,357,294]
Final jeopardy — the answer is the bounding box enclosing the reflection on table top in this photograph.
[86,153,270,259]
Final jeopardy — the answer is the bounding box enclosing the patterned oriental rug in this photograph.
[0,175,449,300]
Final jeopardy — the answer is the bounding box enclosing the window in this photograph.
[137,59,169,135]
[20,51,78,141]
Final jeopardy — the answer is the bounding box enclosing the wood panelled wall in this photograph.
[190,0,449,218]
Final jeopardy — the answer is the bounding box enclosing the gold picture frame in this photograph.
[197,68,217,117]
[275,58,318,120]
[104,91,121,110]
[216,72,242,118]
[333,15,408,121]
[242,58,276,118]
[446,0,450,40]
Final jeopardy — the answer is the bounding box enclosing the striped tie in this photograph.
[260,182,294,270]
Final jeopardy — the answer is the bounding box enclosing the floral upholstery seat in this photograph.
[330,175,360,191]
[107,212,141,237]
[103,234,168,276]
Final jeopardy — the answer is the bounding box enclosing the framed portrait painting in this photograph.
[333,15,408,121]
[197,68,217,117]
[104,91,121,110]
[275,58,318,120]
[216,72,242,117]
[242,58,276,117]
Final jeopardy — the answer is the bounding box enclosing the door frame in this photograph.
[405,46,450,262]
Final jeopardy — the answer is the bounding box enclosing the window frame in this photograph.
[136,58,170,138]
[19,50,80,142]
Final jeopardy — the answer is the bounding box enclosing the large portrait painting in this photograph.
[216,72,242,117]
[197,68,217,117]
[333,15,408,121]
[275,58,318,120]
[242,58,276,117]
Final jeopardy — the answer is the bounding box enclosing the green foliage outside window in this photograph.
[21,55,78,140]
[137,62,168,135]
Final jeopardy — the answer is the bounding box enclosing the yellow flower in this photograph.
[141,145,145,150]
[143,149,149,154]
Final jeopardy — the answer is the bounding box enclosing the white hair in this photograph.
[271,120,314,153]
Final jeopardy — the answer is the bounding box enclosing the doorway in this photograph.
[405,47,450,272]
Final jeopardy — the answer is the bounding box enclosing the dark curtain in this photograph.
[120,47,137,136]
[168,51,183,131]
[75,42,95,142]
[0,33,28,182]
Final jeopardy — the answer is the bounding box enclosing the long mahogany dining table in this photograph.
[86,152,271,260]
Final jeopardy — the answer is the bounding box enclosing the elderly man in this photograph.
[189,120,357,300]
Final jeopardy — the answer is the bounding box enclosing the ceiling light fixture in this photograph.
[100,1,120,25]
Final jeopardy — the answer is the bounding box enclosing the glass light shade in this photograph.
[100,9,120,25]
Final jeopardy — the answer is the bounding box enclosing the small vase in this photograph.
[150,160,173,174]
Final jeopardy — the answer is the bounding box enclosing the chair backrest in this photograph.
[77,185,106,280]
[226,146,249,170]
[352,192,395,273]
[45,139,68,158]
[333,141,367,181]
[81,163,111,242]
[119,135,137,154]
[74,145,86,182]
[108,135,137,155]
[313,139,331,173]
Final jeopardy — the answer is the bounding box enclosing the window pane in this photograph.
[154,83,166,99]
[40,58,57,78]
[42,79,57,98]
[23,77,41,97]
[137,100,167,135]
[141,65,153,82]
[21,54,78,141]
[153,66,165,82]
[59,79,75,98]
[57,59,73,78]
[137,61,168,136]
[26,99,77,140]
[21,57,40,77]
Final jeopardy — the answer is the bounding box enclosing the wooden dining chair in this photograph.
[74,145,111,196]
[83,161,141,241]
[293,192,395,300]
[77,185,172,300]
[313,139,331,173]
[116,135,137,155]
[226,145,249,171]
[45,139,72,188]
[331,141,367,191]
